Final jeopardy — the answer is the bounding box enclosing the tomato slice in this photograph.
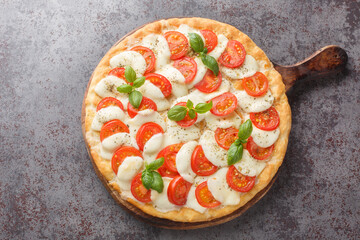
[200,29,218,53]
[173,56,197,83]
[210,92,237,116]
[214,127,239,150]
[136,122,164,151]
[195,70,222,93]
[164,31,189,60]
[144,73,172,97]
[175,102,197,128]
[131,173,151,203]
[108,67,125,79]
[167,176,192,206]
[157,164,178,178]
[219,40,246,68]
[242,72,269,97]
[127,97,157,118]
[100,119,129,142]
[191,145,217,176]
[250,106,280,131]
[195,181,221,208]
[96,97,124,111]
[111,146,142,174]
[130,46,156,74]
[246,136,274,160]
[157,143,184,174]
[226,166,255,192]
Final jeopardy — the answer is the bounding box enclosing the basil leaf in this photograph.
[151,171,164,193]
[188,109,196,119]
[117,84,133,93]
[125,66,136,83]
[129,90,143,108]
[133,76,145,88]
[167,105,187,121]
[141,170,153,190]
[194,101,213,114]
[189,33,204,53]
[227,143,243,166]
[238,119,253,140]
[201,53,219,76]
[147,157,164,171]
[234,139,242,146]
[186,99,193,109]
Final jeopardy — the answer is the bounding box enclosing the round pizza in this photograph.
[83,18,291,223]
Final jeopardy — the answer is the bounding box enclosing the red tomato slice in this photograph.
[157,164,178,178]
[164,31,189,60]
[246,136,274,160]
[214,127,239,150]
[108,67,125,79]
[219,40,246,68]
[191,145,218,176]
[173,56,197,83]
[200,29,218,53]
[130,46,156,74]
[111,146,142,174]
[210,92,237,116]
[167,176,192,206]
[131,173,151,203]
[195,70,222,93]
[96,97,124,111]
[226,166,255,192]
[157,143,184,174]
[175,102,197,128]
[250,106,280,131]
[127,97,157,118]
[136,122,164,151]
[195,181,221,208]
[242,72,269,97]
[145,73,172,97]
[100,119,129,142]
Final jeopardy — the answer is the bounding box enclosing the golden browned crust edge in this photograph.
[84,17,291,222]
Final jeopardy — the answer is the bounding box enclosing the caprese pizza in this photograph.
[83,18,291,222]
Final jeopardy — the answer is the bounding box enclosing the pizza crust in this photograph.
[83,17,291,222]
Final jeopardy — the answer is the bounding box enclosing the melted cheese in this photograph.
[199,130,228,167]
[141,34,170,69]
[208,34,228,60]
[234,150,266,177]
[251,125,280,148]
[138,81,170,111]
[143,133,164,155]
[176,141,197,183]
[185,186,206,213]
[94,76,129,109]
[101,132,132,152]
[188,57,207,88]
[110,51,146,77]
[91,106,125,131]
[116,156,143,190]
[151,177,180,212]
[205,111,242,131]
[156,65,188,97]
[233,90,274,113]
[164,118,201,145]
[222,55,259,79]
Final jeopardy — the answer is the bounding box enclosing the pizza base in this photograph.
[83,17,291,223]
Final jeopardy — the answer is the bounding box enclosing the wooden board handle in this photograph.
[272,45,348,92]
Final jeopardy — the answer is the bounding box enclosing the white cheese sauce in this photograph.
[233,89,274,113]
[222,55,259,79]
[234,150,266,177]
[176,141,197,183]
[109,51,146,77]
[116,156,143,191]
[141,34,171,70]
[91,106,125,131]
[199,130,228,167]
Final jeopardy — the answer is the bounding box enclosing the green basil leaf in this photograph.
[201,53,219,76]
[227,143,243,166]
[125,66,136,83]
[117,84,133,93]
[167,105,187,121]
[141,170,153,190]
[151,171,164,193]
[133,76,145,88]
[203,47,208,54]
[129,90,143,108]
[234,139,242,146]
[194,101,213,114]
[186,99,194,109]
[238,119,253,140]
[147,157,164,171]
[188,109,196,119]
[189,33,204,53]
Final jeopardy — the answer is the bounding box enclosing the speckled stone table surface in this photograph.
[1,0,359,239]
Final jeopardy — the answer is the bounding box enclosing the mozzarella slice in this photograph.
[138,81,170,111]
[234,150,266,177]
[208,34,228,60]
[199,130,228,167]
[251,125,280,148]
[94,76,129,109]
[151,177,180,212]
[185,186,206,213]
[176,141,197,183]
[116,156,143,191]
[101,132,132,152]
[141,34,171,70]
[91,106,125,131]
[164,118,201,145]
[222,55,259,79]
[156,65,188,97]
[188,57,207,88]
[143,133,164,155]
[233,90,274,113]
[109,51,146,77]
[127,110,166,134]
[205,111,242,131]
[176,24,205,43]
[207,168,241,205]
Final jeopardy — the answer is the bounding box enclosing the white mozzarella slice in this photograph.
[233,89,274,113]
[204,111,242,131]
[199,130,228,167]
[188,57,207,88]
[185,186,206,213]
[116,156,143,191]
[143,133,164,155]
[101,132,132,151]
[156,65,188,98]
[208,34,228,60]
[222,55,259,79]
[94,76,129,109]
[141,34,171,70]
[251,125,280,148]
[207,168,241,205]
[127,110,166,138]
[176,24,205,43]
[176,141,197,183]
[138,81,170,111]
[91,106,125,131]
[234,150,267,177]
[164,118,201,145]
[109,51,146,77]
[151,177,180,212]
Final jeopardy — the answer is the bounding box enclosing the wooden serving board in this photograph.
[81,22,348,229]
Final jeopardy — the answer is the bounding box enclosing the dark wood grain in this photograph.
[81,20,348,229]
